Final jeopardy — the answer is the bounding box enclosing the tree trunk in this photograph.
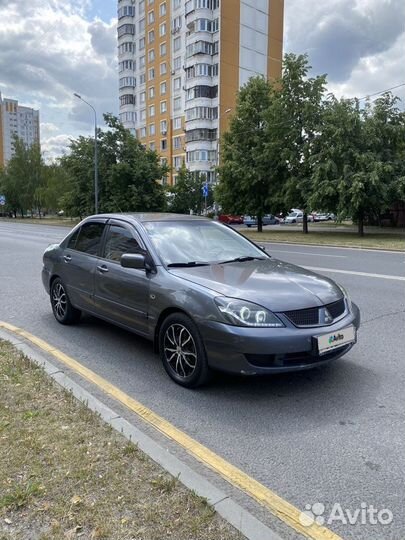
[303,213,309,234]
[358,215,364,237]
[257,215,263,233]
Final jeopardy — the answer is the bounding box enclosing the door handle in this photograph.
[97,265,109,273]
[63,255,71,262]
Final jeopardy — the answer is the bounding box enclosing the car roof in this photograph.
[87,212,209,223]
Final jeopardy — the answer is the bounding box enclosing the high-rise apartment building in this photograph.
[117,0,284,184]
[0,93,40,167]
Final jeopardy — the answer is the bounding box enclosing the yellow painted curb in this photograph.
[0,321,342,540]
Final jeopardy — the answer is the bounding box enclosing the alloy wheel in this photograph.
[163,323,197,378]
[52,282,67,320]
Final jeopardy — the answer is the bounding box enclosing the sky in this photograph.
[0,0,404,161]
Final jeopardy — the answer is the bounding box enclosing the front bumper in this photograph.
[41,267,51,294]
[201,302,360,375]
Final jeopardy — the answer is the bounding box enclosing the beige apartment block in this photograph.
[117,0,284,185]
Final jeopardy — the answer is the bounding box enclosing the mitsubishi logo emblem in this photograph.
[324,308,333,323]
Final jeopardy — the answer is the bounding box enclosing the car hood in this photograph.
[168,259,342,312]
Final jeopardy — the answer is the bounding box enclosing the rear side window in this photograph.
[74,223,105,255]
[103,225,143,262]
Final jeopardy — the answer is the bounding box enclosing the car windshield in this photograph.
[143,220,267,266]
[289,212,298,217]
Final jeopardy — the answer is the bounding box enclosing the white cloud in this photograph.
[0,0,117,160]
[285,0,405,101]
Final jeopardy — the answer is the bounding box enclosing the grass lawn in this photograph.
[242,229,405,251]
[0,341,242,540]
[0,217,79,227]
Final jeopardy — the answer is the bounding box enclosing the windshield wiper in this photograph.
[167,261,210,268]
[220,256,266,264]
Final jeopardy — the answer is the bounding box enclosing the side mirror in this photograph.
[121,253,146,269]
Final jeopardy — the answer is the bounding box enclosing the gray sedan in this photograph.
[42,213,360,388]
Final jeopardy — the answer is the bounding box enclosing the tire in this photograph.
[159,313,210,388]
[247,224,251,228]
[50,278,81,325]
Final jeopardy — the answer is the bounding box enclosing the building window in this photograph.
[159,22,166,36]
[148,10,154,24]
[173,36,181,52]
[173,156,182,168]
[160,120,168,134]
[117,24,135,37]
[140,126,147,137]
[139,18,145,32]
[148,67,155,80]
[174,97,182,110]
[160,81,167,95]
[159,42,167,56]
[149,123,155,135]
[140,109,146,121]
[150,141,156,151]
[159,2,166,16]
[161,139,168,151]
[140,55,146,67]
[160,62,167,75]
[160,101,167,113]
[149,104,155,116]
[173,56,181,71]
[148,30,155,44]
[173,77,181,91]
[173,136,182,149]
[173,116,182,130]
[140,73,146,84]
[139,0,145,14]
[140,91,146,103]
[149,86,155,98]
[148,49,155,62]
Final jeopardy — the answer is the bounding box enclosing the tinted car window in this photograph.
[74,223,105,255]
[103,225,142,262]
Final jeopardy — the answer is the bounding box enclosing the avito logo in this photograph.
[329,333,344,344]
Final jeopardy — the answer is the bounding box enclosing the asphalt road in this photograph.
[1,221,404,540]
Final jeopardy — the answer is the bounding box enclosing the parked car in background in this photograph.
[244,214,279,227]
[218,214,244,224]
[284,211,304,224]
[313,213,336,222]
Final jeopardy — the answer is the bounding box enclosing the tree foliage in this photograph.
[310,94,405,235]
[168,164,213,214]
[60,114,168,217]
[216,76,284,231]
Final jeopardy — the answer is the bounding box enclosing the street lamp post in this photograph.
[73,93,99,214]
[213,107,231,218]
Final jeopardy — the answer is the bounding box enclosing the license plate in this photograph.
[315,326,356,355]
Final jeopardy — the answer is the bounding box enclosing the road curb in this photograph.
[251,239,405,254]
[0,328,284,540]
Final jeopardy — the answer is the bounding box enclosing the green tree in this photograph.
[0,138,44,217]
[310,93,405,236]
[216,76,284,232]
[60,114,168,217]
[280,53,327,233]
[168,164,213,214]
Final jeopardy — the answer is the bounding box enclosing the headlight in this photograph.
[338,284,352,311]
[214,297,284,328]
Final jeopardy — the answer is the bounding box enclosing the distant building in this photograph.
[0,92,40,167]
[117,0,284,185]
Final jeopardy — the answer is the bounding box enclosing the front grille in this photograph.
[245,344,352,368]
[326,298,345,319]
[284,306,319,326]
[283,297,346,327]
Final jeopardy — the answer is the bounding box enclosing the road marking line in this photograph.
[263,242,405,255]
[0,320,341,540]
[305,266,405,281]
[271,250,346,258]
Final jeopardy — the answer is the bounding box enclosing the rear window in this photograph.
[74,222,105,256]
